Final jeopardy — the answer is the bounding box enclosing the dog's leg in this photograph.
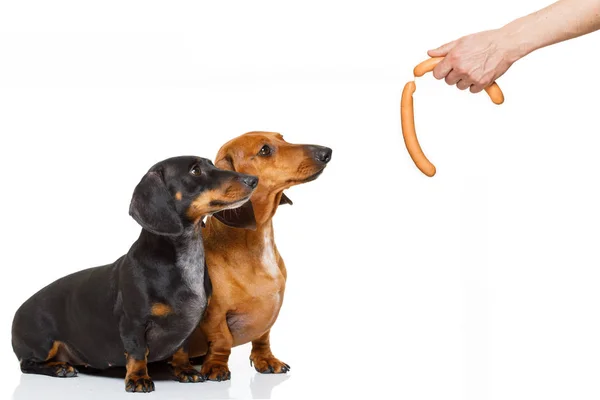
[19,340,78,378]
[169,342,204,383]
[250,331,290,374]
[124,351,153,393]
[187,326,208,365]
[120,319,154,393]
[20,360,78,377]
[200,320,233,381]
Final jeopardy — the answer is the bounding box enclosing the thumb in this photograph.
[427,40,457,57]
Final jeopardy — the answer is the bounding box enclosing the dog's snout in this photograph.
[241,175,259,189]
[313,146,332,164]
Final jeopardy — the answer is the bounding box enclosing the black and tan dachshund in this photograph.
[11,156,258,393]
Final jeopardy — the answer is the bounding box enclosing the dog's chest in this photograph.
[145,230,207,310]
[259,230,281,279]
[146,230,207,360]
[175,231,206,298]
[228,283,284,346]
[226,229,285,345]
[173,230,209,321]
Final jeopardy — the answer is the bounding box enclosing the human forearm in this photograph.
[502,0,600,60]
[428,0,600,92]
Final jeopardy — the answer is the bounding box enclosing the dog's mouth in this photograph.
[209,195,252,212]
[287,167,326,184]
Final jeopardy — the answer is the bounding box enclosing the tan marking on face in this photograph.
[187,189,218,222]
[187,184,253,222]
[151,303,173,317]
[175,192,182,201]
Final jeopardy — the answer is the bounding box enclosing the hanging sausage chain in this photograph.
[400,57,505,177]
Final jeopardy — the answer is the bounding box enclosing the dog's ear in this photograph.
[213,152,257,229]
[212,200,257,230]
[279,192,293,206]
[129,171,184,236]
[215,154,234,171]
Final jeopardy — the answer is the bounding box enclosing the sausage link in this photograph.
[413,57,441,78]
[401,57,506,177]
[400,81,436,177]
[485,84,504,105]
[413,57,504,105]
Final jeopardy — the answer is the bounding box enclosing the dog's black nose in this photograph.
[241,175,259,189]
[314,146,332,164]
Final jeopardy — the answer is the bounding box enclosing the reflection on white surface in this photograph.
[249,373,290,399]
[12,364,290,400]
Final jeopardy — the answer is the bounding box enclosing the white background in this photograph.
[1,1,599,399]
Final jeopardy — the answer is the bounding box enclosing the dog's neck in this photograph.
[207,190,282,250]
[138,224,206,277]
[251,190,285,227]
[171,224,206,294]
[172,225,205,265]
[205,192,286,279]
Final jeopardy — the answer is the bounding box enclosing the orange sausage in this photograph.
[401,57,506,177]
[400,81,436,177]
[484,84,504,105]
[413,57,441,78]
[413,57,504,105]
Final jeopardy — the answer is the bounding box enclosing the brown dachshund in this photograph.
[187,131,332,380]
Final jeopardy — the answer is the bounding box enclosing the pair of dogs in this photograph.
[11,131,332,393]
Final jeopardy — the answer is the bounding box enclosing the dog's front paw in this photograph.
[200,361,231,381]
[250,354,290,374]
[173,366,204,383]
[125,376,155,393]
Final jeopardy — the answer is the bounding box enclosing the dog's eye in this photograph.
[189,165,201,176]
[258,145,272,157]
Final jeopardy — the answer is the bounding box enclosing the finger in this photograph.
[427,40,457,57]
[456,80,471,91]
[444,70,462,86]
[432,57,453,80]
[469,84,484,94]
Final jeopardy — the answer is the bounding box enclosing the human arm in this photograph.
[428,0,600,93]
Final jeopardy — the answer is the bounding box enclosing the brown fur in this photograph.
[44,361,78,376]
[188,132,330,379]
[187,184,252,224]
[150,303,173,317]
[45,341,61,361]
[169,347,203,382]
[31,341,77,376]
[125,349,154,392]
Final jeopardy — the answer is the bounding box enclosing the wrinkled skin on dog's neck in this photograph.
[205,189,282,249]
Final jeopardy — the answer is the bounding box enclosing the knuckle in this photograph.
[454,66,467,75]
[478,74,494,87]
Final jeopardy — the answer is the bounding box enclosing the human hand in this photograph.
[427,29,520,93]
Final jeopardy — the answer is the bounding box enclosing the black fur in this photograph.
[11,156,257,392]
